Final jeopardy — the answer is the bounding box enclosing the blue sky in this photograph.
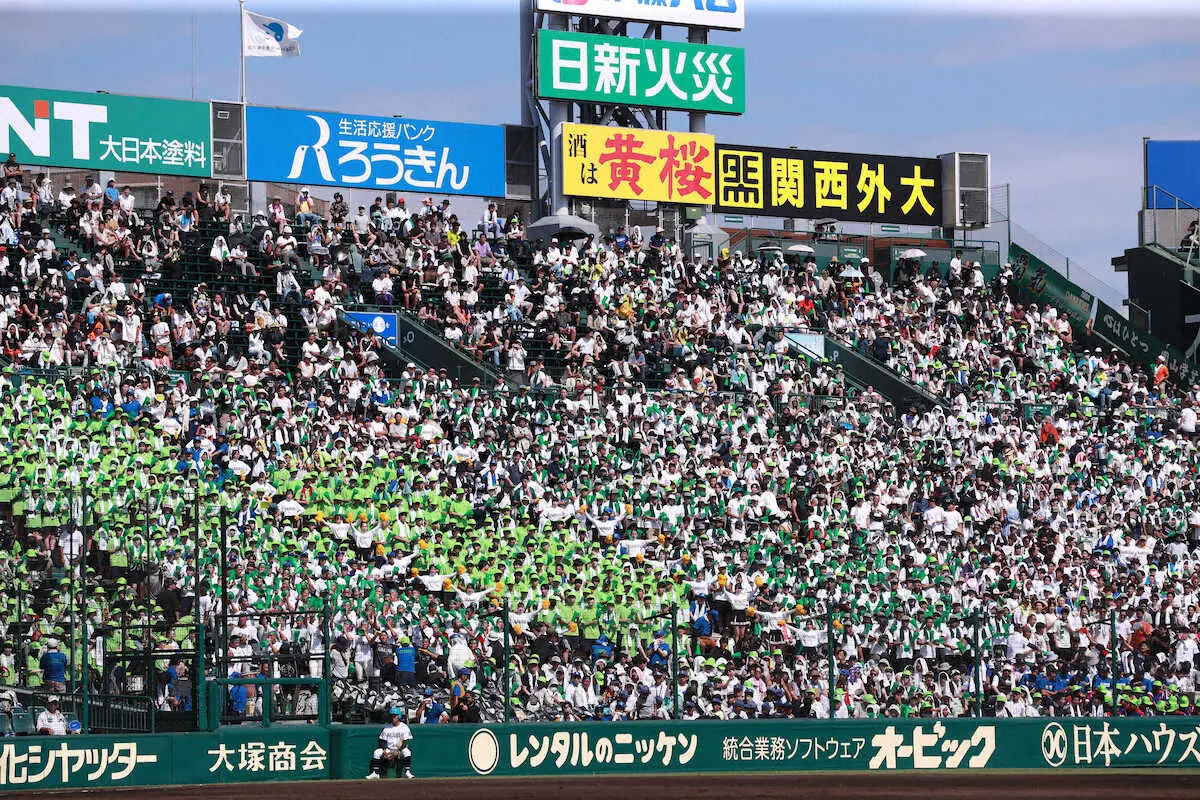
[4,0,1198,304]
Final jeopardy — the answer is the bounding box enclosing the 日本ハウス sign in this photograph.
[0,84,212,178]
[536,0,745,30]
[538,29,745,114]
[245,105,506,197]
[561,122,715,204]
[713,143,944,226]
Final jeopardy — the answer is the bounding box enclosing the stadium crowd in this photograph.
[0,166,1198,726]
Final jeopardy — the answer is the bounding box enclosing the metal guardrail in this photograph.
[1144,184,1200,255]
[74,692,156,734]
[338,305,515,387]
[821,334,945,411]
[17,690,157,734]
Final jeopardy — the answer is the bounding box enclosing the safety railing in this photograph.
[1144,185,1200,263]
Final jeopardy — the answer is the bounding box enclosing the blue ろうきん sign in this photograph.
[245,105,505,197]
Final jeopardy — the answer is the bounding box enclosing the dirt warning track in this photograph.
[8,770,1198,800]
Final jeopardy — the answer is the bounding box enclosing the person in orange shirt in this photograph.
[1153,354,1170,386]
[1038,415,1060,446]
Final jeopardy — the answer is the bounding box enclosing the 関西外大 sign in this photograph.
[713,143,943,227]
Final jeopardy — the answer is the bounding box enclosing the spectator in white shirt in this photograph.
[36,697,68,736]
[480,203,502,239]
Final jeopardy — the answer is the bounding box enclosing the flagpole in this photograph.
[191,15,197,100]
[238,0,247,103]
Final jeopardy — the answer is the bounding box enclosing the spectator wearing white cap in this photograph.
[36,696,67,736]
[295,188,320,230]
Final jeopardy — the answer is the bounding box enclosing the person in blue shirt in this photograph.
[450,668,471,711]
[691,603,713,640]
[164,660,193,712]
[647,227,666,263]
[103,180,119,207]
[613,226,629,254]
[394,636,416,686]
[88,390,114,418]
[39,639,68,692]
[418,688,448,724]
[228,671,248,716]
[119,396,141,420]
[591,634,614,664]
[648,631,670,670]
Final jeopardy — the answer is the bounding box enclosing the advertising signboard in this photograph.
[0,84,211,177]
[343,311,398,349]
[245,105,506,197]
[329,718,1200,780]
[713,142,943,226]
[1144,139,1200,209]
[538,29,745,114]
[561,122,715,204]
[1010,242,1200,388]
[536,0,745,30]
[0,729,328,790]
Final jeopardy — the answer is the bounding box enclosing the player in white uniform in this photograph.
[366,707,414,779]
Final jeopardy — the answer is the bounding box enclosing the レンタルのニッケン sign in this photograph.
[538,29,745,115]
[561,123,715,205]
[444,719,1200,779]
[713,143,944,227]
[0,84,211,178]
[462,724,994,776]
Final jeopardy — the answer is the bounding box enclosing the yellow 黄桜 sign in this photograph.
[562,123,716,205]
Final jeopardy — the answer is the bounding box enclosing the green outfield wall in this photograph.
[2,718,1199,789]
[0,727,329,789]
[348,718,1198,778]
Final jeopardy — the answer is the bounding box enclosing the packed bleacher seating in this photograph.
[0,166,1198,729]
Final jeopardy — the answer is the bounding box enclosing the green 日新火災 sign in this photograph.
[537,29,745,115]
[0,84,212,177]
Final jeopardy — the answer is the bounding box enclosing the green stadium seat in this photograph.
[0,714,12,736]
[10,709,33,736]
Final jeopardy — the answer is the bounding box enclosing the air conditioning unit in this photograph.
[939,152,990,229]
